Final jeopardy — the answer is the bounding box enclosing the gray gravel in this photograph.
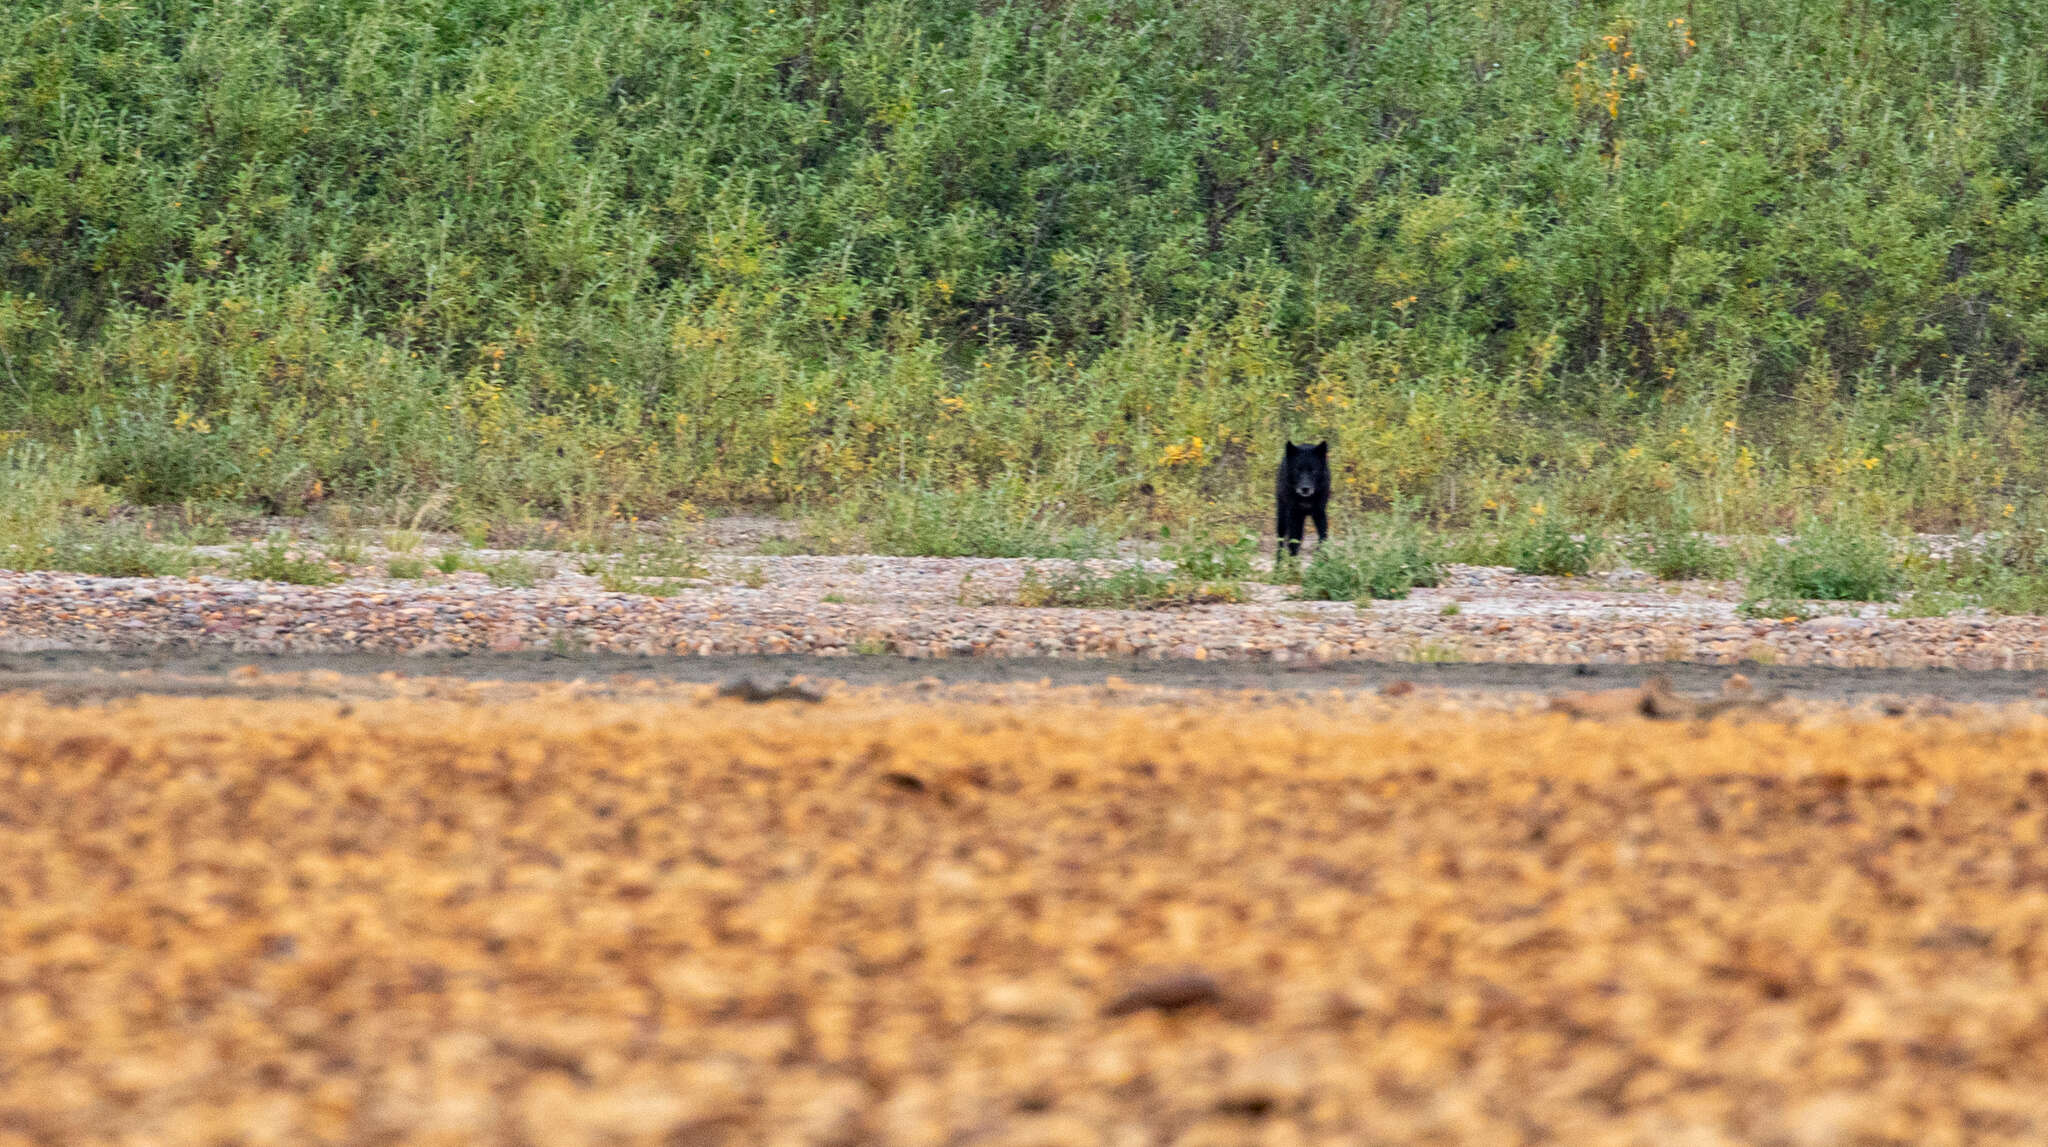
[6,543,2048,670]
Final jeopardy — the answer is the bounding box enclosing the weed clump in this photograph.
[1895,523,2048,617]
[480,555,550,588]
[1501,513,1605,577]
[1742,519,1901,614]
[585,524,706,595]
[241,535,340,586]
[1299,526,1442,602]
[1162,526,1258,582]
[855,485,1107,559]
[1634,522,1736,581]
[34,521,199,579]
[1015,563,1241,609]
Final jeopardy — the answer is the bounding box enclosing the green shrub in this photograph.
[1162,526,1258,582]
[600,526,707,586]
[855,485,1108,559]
[595,533,702,594]
[1633,523,1736,581]
[4,0,2048,538]
[1298,527,1443,602]
[385,556,427,579]
[480,555,550,588]
[241,535,340,586]
[1452,512,1604,577]
[1978,572,2048,617]
[36,521,199,578]
[1743,520,1901,607]
[1,443,104,567]
[434,550,467,575]
[165,508,235,547]
[1900,528,2048,617]
[1500,513,1605,578]
[1015,563,1241,609]
[1265,551,1306,585]
[322,522,368,566]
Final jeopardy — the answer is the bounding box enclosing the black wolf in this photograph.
[1275,440,1329,560]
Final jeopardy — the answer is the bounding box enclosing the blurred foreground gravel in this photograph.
[4,687,2047,1144]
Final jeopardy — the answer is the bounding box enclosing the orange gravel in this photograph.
[3,687,2047,1145]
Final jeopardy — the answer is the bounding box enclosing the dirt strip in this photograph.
[6,648,2048,708]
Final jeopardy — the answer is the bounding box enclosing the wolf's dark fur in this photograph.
[1275,441,1330,560]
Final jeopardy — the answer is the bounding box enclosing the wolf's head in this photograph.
[1283,441,1329,499]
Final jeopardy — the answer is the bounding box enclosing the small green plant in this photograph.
[546,628,590,657]
[852,484,1108,559]
[1738,598,1817,621]
[40,520,199,578]
[1440,600,1462,616]
[1897,529,2048,617]
[1265,551,1305,584]
[1162,525,1258,582]
[434,549,467,574]
[1409,641,1465,663]
[167,501,235,546]
[1889,589,1965,618]
[735,562,768,589]
[1633,523,1735,581]
[592,523,707,594]
[1014,562,1240,608]
[1979,573,2048,616]
[1743,518,1901,608]
[241,534,340,586]
[384,529,424,554]
[1298,526,1443,601]
[174,522,232,546]
[481,555,550,588]
[1501,512,1604,577]
[617,526,706,579]
[822,592,848,604]
[386,555,427,579]
[852,635,892,655]
[319,506,368,565]
[325,529,367,566]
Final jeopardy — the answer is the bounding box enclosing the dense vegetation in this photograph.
[4,0,2047,539]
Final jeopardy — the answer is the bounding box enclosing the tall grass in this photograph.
[3,0,2047,532]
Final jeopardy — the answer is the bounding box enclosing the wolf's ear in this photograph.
[1312,441,1328,456]
[1284,440,1298,452]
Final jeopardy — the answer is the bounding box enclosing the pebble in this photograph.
[2,555,2046,667]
